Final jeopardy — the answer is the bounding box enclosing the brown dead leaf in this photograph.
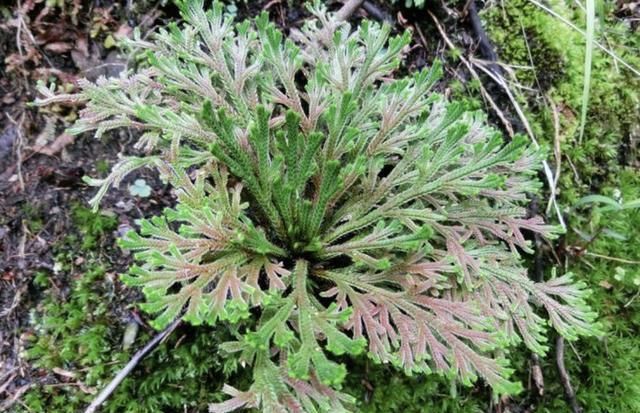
[557,101,577,124]
[619,1,639,13]
[1,271,15,281]
[114,23,133,40]
[1,93,17,105]
[599,280,613,289]
[44,42,74,54]
[73,35,89,59]
[31,133,74,156]
[396,11,408,26]
[77,382,97,395]
[5,49,41,74]
[52,367,77,379]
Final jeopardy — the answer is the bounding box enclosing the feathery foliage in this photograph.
[35,1,600,411]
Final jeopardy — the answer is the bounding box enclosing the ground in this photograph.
[1,1,639,412]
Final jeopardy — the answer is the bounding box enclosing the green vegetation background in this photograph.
[18,0,640,412]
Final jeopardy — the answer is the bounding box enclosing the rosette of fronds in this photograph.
[36,1,600,411]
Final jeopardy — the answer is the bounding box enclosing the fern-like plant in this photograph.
[36,1,600,411]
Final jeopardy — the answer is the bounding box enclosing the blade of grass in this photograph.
[573,194,621,210]
[578,0,595,144]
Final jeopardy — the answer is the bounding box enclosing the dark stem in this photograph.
[467,0,503,76]
[84,318,182,413]
[556,336,583,413]
[362,1,393,23]
[530,354,544,398]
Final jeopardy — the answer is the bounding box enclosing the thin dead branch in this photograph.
[84,318,181,413]
[518,18,564,219]
[466,0,503,76]
[584,251,640,264]
[0,372,17,396]
[548,96,562,215]
[335,0,365,22]
[427,11,515,137]
[0,287,22,318]
[556,336,583,413]
[470,58,566,230]
[530,354,545,397]
[0,383,30,412]
[6,113,25,192]
[362,1,393,23]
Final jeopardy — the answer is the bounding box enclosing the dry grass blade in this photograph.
[527,0,640,77]
[469,58,566,230]
[548,96,562,215]
[0,383,31,411]
[427,11,515,137]
[428,10,566,229]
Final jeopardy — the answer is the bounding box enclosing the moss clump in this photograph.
[478,3,640,411]
[20,201,46,233]
[482,0,581,91]
[24,265,125,372]
[19,206,240,412]
[565,170,640,412]
[482,0,640,201]
[531,170,640,413]
[22,267,237,412]
[70,203,118,251]
[344,360,488,413]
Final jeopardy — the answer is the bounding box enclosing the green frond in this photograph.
[37,1,602,411]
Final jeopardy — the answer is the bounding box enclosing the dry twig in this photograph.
[84,318,181,413]
[470,59,566,230]
[548,96,562,214]
[426,7,565,230]
[335,0,365,22]
[427,11,515,137]
[466,0,502,76]
[362,1,392,23]
[0,383,30,412]
[530,354,544,397]
[556,336,583,413]
[5,113,25,192]
[0,371,17,396]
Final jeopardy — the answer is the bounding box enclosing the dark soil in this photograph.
[0,0,177,404]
